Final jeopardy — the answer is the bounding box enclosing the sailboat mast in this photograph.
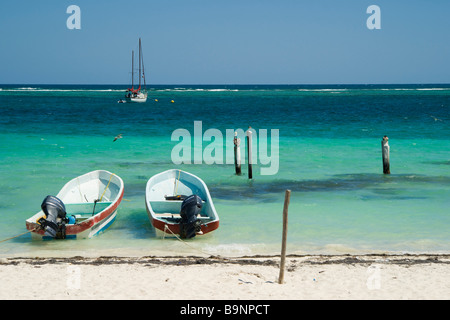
[131,50,134,90]
[141,39,146,89]
[138,38,142,90]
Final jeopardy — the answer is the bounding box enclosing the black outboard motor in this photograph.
[179,194,203,239]
[38,195,68,239]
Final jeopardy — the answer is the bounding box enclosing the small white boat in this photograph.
[126,91,147,103]
[145,169,219,238]
[26,170,124,240]
[125,38,148,103]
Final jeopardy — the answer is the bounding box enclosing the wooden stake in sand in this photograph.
[233,132,242,175]
[278,189,291,284]
[246,127,253,179]
[382,136,390,174]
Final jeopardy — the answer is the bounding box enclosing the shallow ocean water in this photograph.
[0,84,449,257]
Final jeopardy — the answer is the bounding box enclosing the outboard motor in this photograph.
[38,195,68,239]
[179,194,203,239]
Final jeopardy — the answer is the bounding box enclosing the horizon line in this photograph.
[2,82,450,86]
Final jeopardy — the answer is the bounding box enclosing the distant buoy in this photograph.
[154,99,158,102]
[171,100,175,103]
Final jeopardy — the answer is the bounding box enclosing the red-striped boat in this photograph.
[26,170,124,240]
[145,169,219,239]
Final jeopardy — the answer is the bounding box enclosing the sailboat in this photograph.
[125,38,148,103]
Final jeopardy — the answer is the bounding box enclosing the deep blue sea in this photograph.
[0,84,449,257]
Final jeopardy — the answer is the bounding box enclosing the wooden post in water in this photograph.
[246,127,253,179]
[382,136,390,174]
[278,189,291,284]
[233,132,242,175]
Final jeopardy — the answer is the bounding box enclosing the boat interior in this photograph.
[65,201,112,223]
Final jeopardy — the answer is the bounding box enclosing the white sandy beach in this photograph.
[0,255,448,300]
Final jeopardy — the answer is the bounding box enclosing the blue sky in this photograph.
[0,0,449,84]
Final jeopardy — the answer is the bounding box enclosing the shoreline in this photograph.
[1,254,449,300]
[2,253,450,265]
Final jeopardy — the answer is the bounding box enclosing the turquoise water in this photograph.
[0,85,449,257]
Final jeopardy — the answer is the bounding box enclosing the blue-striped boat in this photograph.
[26,170,124,240]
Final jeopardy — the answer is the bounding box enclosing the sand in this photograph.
[0,254,449,300]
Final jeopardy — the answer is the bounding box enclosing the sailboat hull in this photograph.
[127,92,147,103]
[131,98,147,103]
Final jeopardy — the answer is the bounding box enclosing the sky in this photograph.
[0,0,449,85]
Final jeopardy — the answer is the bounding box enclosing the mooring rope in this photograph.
[92,173,116,215]
[0,228,38,244]
[99,173,115,202]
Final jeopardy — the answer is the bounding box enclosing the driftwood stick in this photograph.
[278,189,291,284]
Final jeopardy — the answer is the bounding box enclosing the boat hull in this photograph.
[27,205,119,240]
[147,207,220,238]
[130,97,147,103]
[126,93,147,103]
